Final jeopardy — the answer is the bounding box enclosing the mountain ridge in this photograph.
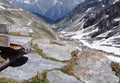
[6,0,85,22]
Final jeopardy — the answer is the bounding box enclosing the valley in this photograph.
[0,0,120,83]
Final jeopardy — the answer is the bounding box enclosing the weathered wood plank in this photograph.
[0,34,10,47]
[0,54,23,70]
[0,24,9,34]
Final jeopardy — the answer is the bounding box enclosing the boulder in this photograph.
[47,70,82,83]
[0,54,66,81]
[38,44,75,61]
[73,51,119,83]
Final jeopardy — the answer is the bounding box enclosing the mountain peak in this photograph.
[6,0,84,22]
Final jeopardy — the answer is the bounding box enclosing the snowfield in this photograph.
[61,30,120,62]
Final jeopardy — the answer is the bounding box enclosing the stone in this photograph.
[0,54,66,81]
[38,44,76,61]
[73,51,119,83]
[47,70,82,83]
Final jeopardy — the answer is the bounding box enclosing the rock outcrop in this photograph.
[73,51,119,83]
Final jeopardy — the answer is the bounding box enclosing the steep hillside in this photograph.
[0,0,56,39]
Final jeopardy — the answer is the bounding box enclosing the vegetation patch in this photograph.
[0,78,17,83]
[56,50,80,79]
[111,62,120,78]
[50,40,64,46]
[31,44,61,62]
[23,71,49,83]
[9,32,23,36]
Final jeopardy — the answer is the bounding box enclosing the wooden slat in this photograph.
[0,24,9,34]
[0,34,10,47]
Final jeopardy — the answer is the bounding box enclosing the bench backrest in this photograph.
[0,24,10,47]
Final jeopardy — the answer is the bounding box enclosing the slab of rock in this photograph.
[0,54,66,81]
[47,70,82,83]
[38,44,77,61]
[73,51,119,83]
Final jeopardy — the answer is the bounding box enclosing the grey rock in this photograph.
[0,54,66,81]
[47,70,82,83]
[73,51,119,83]
[38,44,76,61]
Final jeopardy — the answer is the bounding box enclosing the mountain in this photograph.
[0,0,119,83]
[57,0,120,57]
[6,0,84,22]
[0,0,56,39]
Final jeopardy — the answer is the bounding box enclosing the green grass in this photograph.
[24,71,49,83]
[0,78,17,83]
[0,71,49,83]
[50,40,64,46]
[9,32,23,36]
[56,50,80,79]
[31,44,60,62]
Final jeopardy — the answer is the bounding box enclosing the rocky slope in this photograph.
[6,0,84,22]
[0,0,119,83]
[57,0,120,61]
[0,0,56,39]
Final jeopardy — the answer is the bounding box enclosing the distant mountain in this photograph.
[57,0,120,56]
[57,0,117,30]
[6,0,84,22]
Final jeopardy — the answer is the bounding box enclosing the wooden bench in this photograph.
[0,24,32,70]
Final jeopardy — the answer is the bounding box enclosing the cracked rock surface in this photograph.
[0,54,66,81]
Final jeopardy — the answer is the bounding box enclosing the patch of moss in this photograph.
[56,50,80,79]
[24,71,49,83]
[0,78,17,83]
[31,44,60,62]
[9,32,22,36]
[50,40,64,46]
[9,32,31,37]
[30,33,43,39]
[111,62,120,77]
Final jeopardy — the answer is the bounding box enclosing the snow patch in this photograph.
[114,17,120,22]
[113,0,119,4]
[86,7,94,12]
[0,5,5,9]
[106,55,120,63]
[23,0,31,4]
[53,0,57,5]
